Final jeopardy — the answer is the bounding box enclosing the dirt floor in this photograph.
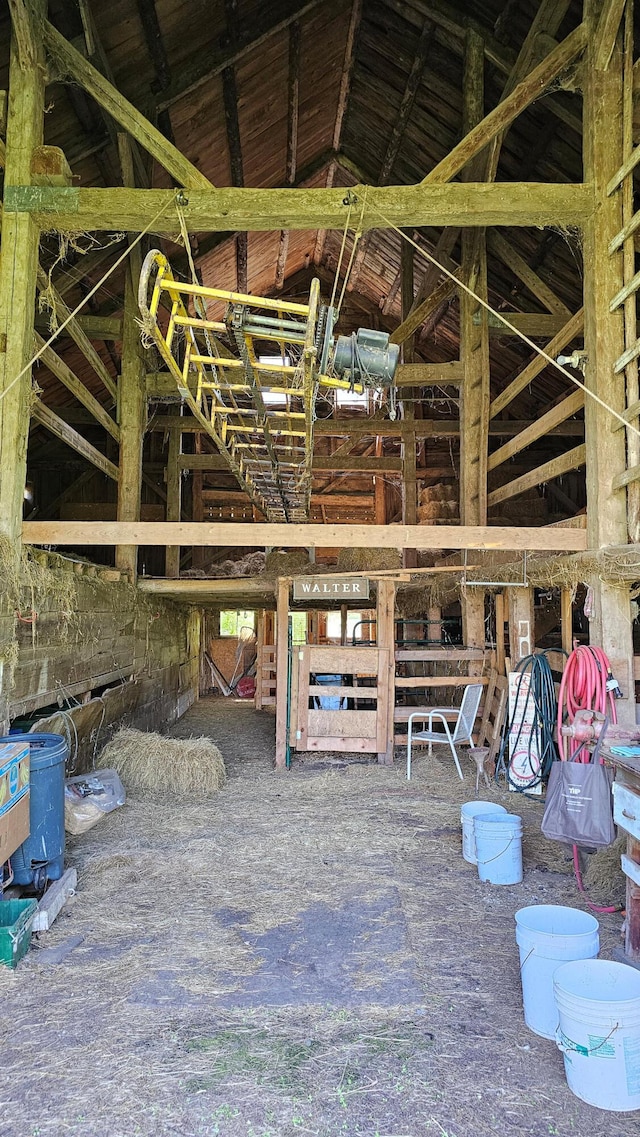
[1,696,638,1137]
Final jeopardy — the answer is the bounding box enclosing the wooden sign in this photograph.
[292,576,370,601]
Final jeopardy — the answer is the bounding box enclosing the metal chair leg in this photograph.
[449,739,464,781]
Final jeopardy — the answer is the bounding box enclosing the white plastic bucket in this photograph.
[515,905,600,1039]
[554,959,640,1111]
[475,813,523,884]
[460,800,507,864]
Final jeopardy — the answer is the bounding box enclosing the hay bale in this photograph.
[99,729,226,796]
[418,502,442,522]
[336,547,401,571]
[264,548,311,576]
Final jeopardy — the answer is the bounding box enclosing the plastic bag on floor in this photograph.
[64,768,126,835]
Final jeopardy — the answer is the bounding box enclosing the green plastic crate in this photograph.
[0,899,38,968]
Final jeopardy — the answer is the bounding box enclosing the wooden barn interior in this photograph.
[5,0,640,1133]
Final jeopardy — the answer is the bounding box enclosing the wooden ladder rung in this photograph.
[610,267,640,312]
[614,338,640,375]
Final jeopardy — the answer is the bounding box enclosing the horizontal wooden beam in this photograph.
[313,456,402,472]
[487,444,586,507]
[484,313,568,337]
[5,182,594,233]
[487,389,584,471]
[394,361,463,386]
[22,521,588,552]
[30,402,119,481]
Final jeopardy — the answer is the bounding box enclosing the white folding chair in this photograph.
[406,683,483,781]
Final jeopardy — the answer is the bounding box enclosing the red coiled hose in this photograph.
[557,645,617,758]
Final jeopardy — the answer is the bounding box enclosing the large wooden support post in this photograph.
[583,0,635,723]
[275,577,290,768]
[0,2,45,545]
[460,28,489,651]
[116,137,145,580]
[400,238,418,567]
[165,427,181,578]
[507,586,534,666]
[376,578,396,764]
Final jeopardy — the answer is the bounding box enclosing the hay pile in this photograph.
[417,482,459,525]
[264,548,312,576]
[99,729,226,795]
[337,547,401,571]
[583,833,626,905]
[182,551,266,579]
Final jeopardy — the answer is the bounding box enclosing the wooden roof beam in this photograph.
[42,19,212,189]
[134,0,171,92]
[30,402,118,481]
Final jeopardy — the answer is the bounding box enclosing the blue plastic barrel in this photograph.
[0,733,67,886]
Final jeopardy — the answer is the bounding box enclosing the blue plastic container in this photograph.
[0,733,67,887]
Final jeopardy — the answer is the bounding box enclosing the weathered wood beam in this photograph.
[42,20,212,189]
[0,0,45,544]
[484,313,570,337]
[489,309,584,418]
[165,425,181,578]
[11,182,594,233]
[52,238,125,298]
[22,520,589,552]
[390,276,457,346]
[421,25,588,186]
[459,28,489,537]
[333,0,361,151]
[350,14,433,293]
[275,20,300,290]
[7,0,39,70]
[30,401,119,481]
[487,445,586,507]
[487,230,571,318]
[35,266,117,401]
[482,0,572,182]
[594,0,626,71]
[394,361,463,386]
[115,134,146,580]
[488,389,584,471]
[34,333,119,440]
[222,0,247,293]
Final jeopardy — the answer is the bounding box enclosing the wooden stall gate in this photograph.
[291,645,390,754]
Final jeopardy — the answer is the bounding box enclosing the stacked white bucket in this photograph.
[461,803,640,1110]
[460,800,523,884]
[515,905,640,1112]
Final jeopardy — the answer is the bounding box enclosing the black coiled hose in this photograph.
[496,650,562,792]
